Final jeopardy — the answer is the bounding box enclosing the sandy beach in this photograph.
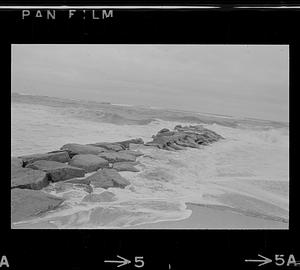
[12,202,288,229]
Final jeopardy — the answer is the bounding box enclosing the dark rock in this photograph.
[174,125,182,130]
[88,142,124,151]
[145,125,223,150]
[113,162,140,172]
[69,154,109,172]
[60,143,107,157]
[118,150,143,157]
[19,151,70,166]
[26,160,85,182]
[167,143,186,150]
[87,168,130,189]
[11,188,64,223]
[115,138,144,149]
[158,128,170,133]
[176,137,200,148]
[11,167,49,190]
[97,152,136,163]
[82,191,116,203]
[156,131,177,137]
[11,157,23,169]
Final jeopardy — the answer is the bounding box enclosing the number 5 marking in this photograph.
[134,256,145,268]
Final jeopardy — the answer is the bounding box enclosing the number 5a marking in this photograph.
[134,256,145,268]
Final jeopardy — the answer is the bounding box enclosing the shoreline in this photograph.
[126,203,288,229]
[12,202,288,229]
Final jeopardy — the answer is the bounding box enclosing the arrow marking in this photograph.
[104,255,131,268]
[245,254,272,267]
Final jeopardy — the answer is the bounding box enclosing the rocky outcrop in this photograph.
[11,188,64,223]
[88,142,124,151]
[26,160,85,182]
[97,152,136,163]
[19,151,70,166]
[145,125,223,150]
[11,167,49,190]
[86,168,130,189]
[60,143,107,157]
[68,154,109,172]
[113,162,140,172]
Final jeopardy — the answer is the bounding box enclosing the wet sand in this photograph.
[126,203,288,229]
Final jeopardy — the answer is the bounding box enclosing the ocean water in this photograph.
[11,94,289,228]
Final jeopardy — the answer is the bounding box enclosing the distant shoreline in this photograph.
[11,92,289,126]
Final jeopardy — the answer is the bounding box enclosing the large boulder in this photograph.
[60,143,107,157]
[87,168,130,189]
[88,142,124,151]
[113,162,140,172]
[97,152,136,163]
[26,160,85,182]
[68,154,109,172]
[19,151,70,166]
[11,167,49,190]
[11,157,23,169]
[115,138,144,149]
[11,188,64,223]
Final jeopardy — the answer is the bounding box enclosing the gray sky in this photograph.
[12,44,289,122]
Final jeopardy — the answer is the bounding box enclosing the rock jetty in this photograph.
[145,125,223,150]
[11,125,223,224]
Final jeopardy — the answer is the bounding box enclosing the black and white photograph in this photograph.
[11,44,289,229]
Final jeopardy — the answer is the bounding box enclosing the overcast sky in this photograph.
[12,44,289,122]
